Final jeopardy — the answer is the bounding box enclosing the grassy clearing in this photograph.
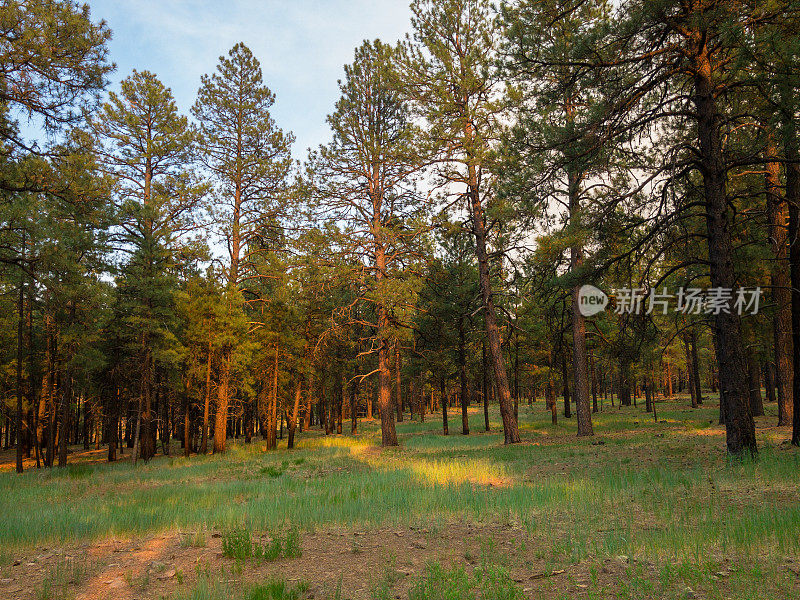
[1,396,798,598]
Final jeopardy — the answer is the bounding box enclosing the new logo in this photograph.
[578,284,608,317]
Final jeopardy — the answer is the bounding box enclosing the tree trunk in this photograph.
[513,333,519,422]
[266,344,279,450]
[482,341,491,432]
[782,90,800,446]
[459,319,470,435]
[747,351,764,417]
[336,376,343,434]
[547,348,557,425]
[350,378,358,434]
[108,387,120,462]
[441,375,448,435]
[15,248,25,473]
[394,344,403,422]
[693,46,757,456]
[213,359,229,453]
[201,338,211,454]
[467,158,519,444]
[590,350,598,414]
[766,138,793,426]
[58,371,71,468]
[683,329,698,408]
[288,378,301,449]
[568,170,593,435]
[561,351,572,417]
[764,362,776,406]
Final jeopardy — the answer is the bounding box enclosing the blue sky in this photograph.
[89,0,413,160]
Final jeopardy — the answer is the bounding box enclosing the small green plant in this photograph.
[283,527,302,558]
[222,529,253,560]
[180,528,207,548]
[408,563,471,600]
[222,527,302,561]
[260,460,289,478]
[36,557,95,600]
[407,562,525,600]
[248,578,309,600]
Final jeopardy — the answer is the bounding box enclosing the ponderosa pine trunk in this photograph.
[350,378,358,434]
[201,337,211,454]
[766,139,793,426]
[547,348,557,425]
[590,350,598,414]
[458,318,469,435]
[683,329,699,408]
[568,168,593,436]
[783,92,800,446]
[214,353,231,453]
[561,352,572,418]
[693,45,756,456]
[183,378,190,457]
[108,387,120,462]
[288,378,301,449]
[266,343,279,450]
[58,370,71,468]
[441,375,448,435]
[618,360,632,407]
[15,244,25,473]
[467,159,519,444]
[764,362,776,406]
[394,344,403,422]
[747,352,764,417]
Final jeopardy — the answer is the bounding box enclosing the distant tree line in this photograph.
[1,0,799,473]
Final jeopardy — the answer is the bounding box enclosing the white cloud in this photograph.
[90,0,412,158]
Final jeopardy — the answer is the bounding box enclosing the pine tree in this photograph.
[401,0,520,443]
[0,0,111,164]
[500,0,612,437]
[91,70,204,462]
[307,40,425,446]
[192,43,293,453]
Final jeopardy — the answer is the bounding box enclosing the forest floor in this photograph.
[0,395,798,600]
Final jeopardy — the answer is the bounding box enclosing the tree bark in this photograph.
[783,90,800,446]
[766,138,793,426]
[568,169,593,435]
[266,343,279,450]
[459,319,470,435]
[441,375,448,435]
[350,378,358,434]
[683,329,698,408]
[693,45,756,456]
[747,351,764,417]
[394,344,403,422]
[764,362,775,406]
[561,351,572,417]
[467,159,519,443]
[201,336,211,454]
[547,348,557,425]
[288,378,301,449]
[15,241,25,473]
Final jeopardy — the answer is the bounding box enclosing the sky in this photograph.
[88,0,413,160]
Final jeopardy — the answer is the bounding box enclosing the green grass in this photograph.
[221,526,301,561]
[173,573,309,600]
[406,562,526,600]
[34,556,97,600]
[1,395,799,598]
